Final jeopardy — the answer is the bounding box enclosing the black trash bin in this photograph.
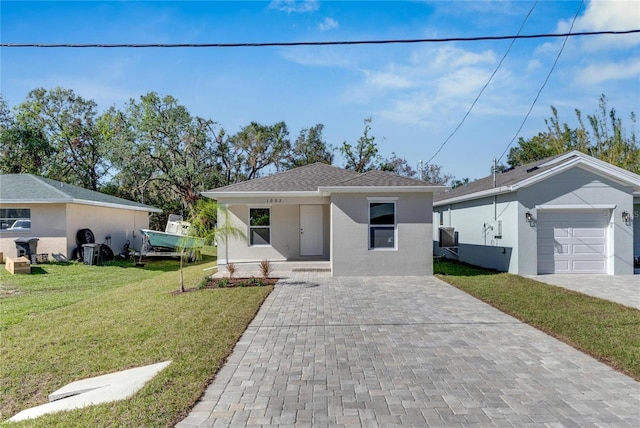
[82,243,102,266]
[15,237,39,263]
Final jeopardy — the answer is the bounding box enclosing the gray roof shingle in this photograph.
[0,174,161,212]
[433,151,636,203]
[205,163,437,194]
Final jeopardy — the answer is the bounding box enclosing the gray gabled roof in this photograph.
[203,162,445,198]
[434,151,640,206]
[0,174,162,213]
[208,163,360,192]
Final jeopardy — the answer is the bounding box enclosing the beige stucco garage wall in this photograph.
[331,192,433,276]
[66,204,149,257]
[0,203,67,261]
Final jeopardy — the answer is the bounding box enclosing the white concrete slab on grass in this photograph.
[8,361,171,423]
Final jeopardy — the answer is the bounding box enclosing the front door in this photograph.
[300,205,323,256]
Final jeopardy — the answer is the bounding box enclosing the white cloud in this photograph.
[318,17,338,31]
[342,45,512,126]
[575,58,640,84]
[527,59,541,72]
[557,0,640,50]
[269,0,319,13]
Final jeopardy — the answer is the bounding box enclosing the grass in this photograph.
[434,259,640,381]
[0,247,272,426]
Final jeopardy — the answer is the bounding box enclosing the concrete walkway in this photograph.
[176,275,640,427]
[529,274,640,310]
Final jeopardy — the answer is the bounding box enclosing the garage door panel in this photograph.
[573,244,606,254]
[537,210,608,274]
[573,228,606,238]
[572,259,607,272]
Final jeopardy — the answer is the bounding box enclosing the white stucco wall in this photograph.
[434,166,636,275]
[518,166,634,275]
[634,200,639,260]
[216,198,330,265]
[433,193,518,273]
[331,192,433,276]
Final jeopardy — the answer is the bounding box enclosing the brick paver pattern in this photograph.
[176,275,640,427]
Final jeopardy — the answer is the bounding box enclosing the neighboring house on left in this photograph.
[0,174,161,262]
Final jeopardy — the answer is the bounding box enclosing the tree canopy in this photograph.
[507,95,638,173]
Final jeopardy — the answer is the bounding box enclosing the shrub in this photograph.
[198,277,210,289]
[217,278,229,288]
[259,259,273,279]
[226,262,237,278]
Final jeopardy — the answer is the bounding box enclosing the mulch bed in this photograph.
[174,277,279,294]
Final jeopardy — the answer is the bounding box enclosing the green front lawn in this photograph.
[0,251,272,426]
[435,259,640,381]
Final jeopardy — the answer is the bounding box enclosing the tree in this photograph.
[379,152,417,177]
[10,88,108,189]
[508,95,638,173]
[419,163,454,186]
[283,124,334,169]
[103,92,223,219]
[340,118,379,172]
[223,121,291,182]
[451,177,470,189]
[0,96,55,175]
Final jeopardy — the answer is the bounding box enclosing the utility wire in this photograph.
[496,1,585,164]
[424,0,539,166]
[1,29,638,48]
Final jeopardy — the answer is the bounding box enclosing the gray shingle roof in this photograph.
[205,163,438,194]
[0,174,161,212]
[336,170,432,187]
[434,151,640,204]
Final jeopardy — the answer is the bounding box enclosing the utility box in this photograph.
[5,256,31,274]
[82,243,102,266]
[15,238,39,263]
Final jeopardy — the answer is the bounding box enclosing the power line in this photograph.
[424,0,539,166]
[1,29,638,48]
[496,1,585,164]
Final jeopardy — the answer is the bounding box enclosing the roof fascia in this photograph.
[201,191,322,199]
[514,158,640,190]
[433,186,513,206]
[0,198,161,213]
[319,186,446,195]
[436,156,640,207]
[73,199,162,213]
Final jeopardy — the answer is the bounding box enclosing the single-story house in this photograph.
[433,151,640,275]
[0,174,161,262]
[202,163,445,276]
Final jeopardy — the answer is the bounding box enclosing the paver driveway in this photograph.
[176,275,640,427]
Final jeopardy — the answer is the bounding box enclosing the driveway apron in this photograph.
[176,275,640,427]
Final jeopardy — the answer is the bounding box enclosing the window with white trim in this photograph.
[249,208,270,246]
[369,202,396,249]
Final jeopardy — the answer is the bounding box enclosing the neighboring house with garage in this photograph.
[433,151,640,275]
[202,162,445,276]
[0,174,161,262]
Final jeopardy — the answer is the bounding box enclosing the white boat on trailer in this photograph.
[139,215,205,259]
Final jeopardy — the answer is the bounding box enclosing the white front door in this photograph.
[300,205,323,256]
[537,210,609,274]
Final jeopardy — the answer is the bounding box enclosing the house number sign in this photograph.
[266,198,283,203]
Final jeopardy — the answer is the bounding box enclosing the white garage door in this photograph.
[537,210,609,274]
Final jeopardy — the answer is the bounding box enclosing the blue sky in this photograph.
[2,0,639,181]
